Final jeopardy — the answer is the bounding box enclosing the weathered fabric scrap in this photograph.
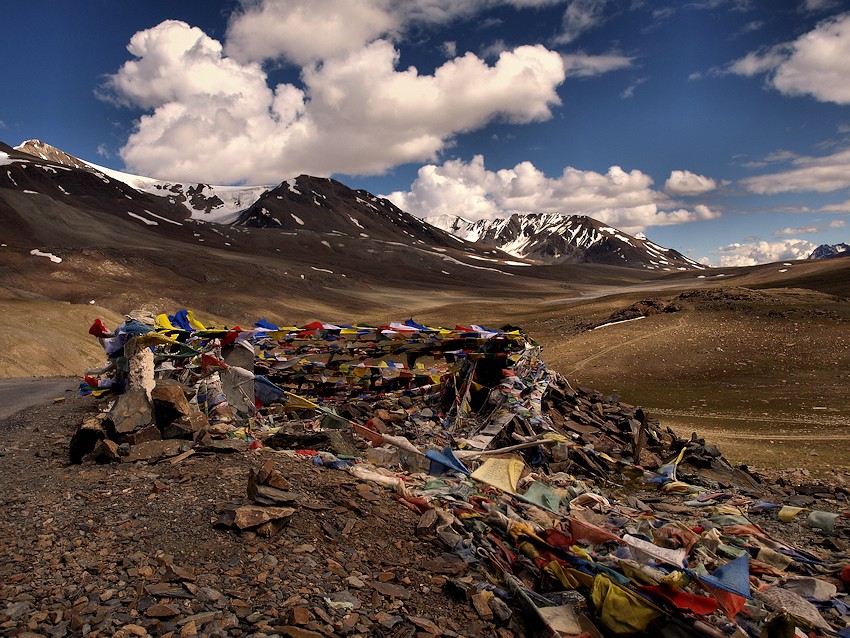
[591,575,663,634]
[470,456,525,495]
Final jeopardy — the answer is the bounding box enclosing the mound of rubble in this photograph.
[597,299,682,327]
[65,311,850,637]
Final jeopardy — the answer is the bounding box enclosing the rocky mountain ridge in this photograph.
[0,139,543,317]
[6,139,702,271]
[809,242,849,260]
[427,212,705,271]
[235,175,464,248]
[14,140,270,223]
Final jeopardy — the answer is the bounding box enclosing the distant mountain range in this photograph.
[809,243,849,260]
[0,139,530,314]
[5,138,850,322]
[3,139,702,274]
[427,213,705,270]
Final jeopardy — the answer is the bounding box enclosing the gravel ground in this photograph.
[0,393,515,638]
[2,388,848,638]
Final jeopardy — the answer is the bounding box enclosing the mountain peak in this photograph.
[809,243,849,260]
[233,174,464,248]
[427,211,704,270]
[15,139,91,170]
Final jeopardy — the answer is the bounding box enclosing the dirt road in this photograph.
[0,376,78,421]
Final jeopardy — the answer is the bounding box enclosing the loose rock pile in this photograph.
[216,460,298,537]
[57,312,850,636]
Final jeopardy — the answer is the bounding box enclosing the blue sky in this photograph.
[3,0,850,265]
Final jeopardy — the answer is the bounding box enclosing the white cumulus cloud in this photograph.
[742,147,850,194]
[100,1,646,184]
[664,170,718,195]
[728,12,850,105]
[225,0,398,66]
[106,20,273,111]
[104,21,565,183]
[384,155,719,231]
[224,0,573,66]
[714,239,817,266]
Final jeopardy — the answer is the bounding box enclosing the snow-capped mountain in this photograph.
[4,138,700,272]
[426,212,705,270]
[0,141,212,246]
[235,175,464,247]
[15,140,270,224]
[0,139,526,295]
[1,139,492,256]
[809,243,849,260]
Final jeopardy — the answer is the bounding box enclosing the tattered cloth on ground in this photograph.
[76,311,850,637]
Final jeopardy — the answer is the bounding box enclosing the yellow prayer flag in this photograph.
[777,505,806,523]
[282,391,320,410]
[591,575,663,634]
[186,310,206,331]
[545,562,593,590]
[134,332,181,348]
[470,456,525,495]
[154,313,177,331]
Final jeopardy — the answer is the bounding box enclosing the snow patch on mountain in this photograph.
[426,212,704,270]
[81,160,272,223]
[30,249,62,263]
[809,243,849,260]
[127,211,158,226]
